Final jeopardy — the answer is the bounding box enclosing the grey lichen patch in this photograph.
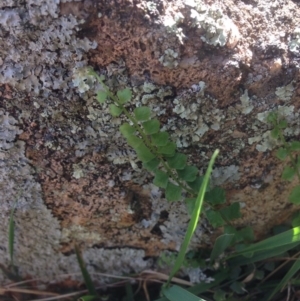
[289,27,300,54]
[0,8,21,27]
[275,81,294,102]
[257,106,295,124]
[159,48,179,69]
[239,90,254,115]
[139,1,189,45]
[248,135,263,146]
[254,131,278,152]
[0,111,39,212]
[161,10,185,44]
[142,82,157,93]
[190,3,240,47]
[212,165,240,186]
[72,164,84,179]
[145,1,159,16]
[0,110,22,151]
[170,81,224,146]
[107,144,138,168]
[80,248,151,280]
[27,0,61,22]
[72,67,97,93]
[0,2,97,97]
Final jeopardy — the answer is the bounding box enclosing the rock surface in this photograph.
[0,0,300,283]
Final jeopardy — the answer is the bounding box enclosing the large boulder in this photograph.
[0,0,300,283]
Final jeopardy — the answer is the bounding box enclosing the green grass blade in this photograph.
[8,201,17,267]
[210,234,234,262]
[154,271,228,301]
[75,245,98,297]
[228,242,300,266]
[8,209,15,267]
[163,285,207,301]
[229,226,300,257]
[166,149,219,286]
[267,256,300,301]
[125,282,135,301]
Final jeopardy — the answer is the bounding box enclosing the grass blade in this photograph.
[154,271,228,301]
[75,245,98,297]
[228,242,300,266]
[125,282,134,301]
[163,285,207,301]
[8,202,16,267]
[267,256,300,300]
[166,150,219,286]
[228,226,300,257]
[8,198,19,268]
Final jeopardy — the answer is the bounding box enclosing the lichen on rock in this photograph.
[159,48,179,69]
[190,2,240,47]
[1,0,300,286]
[289,27,300,54]
[0,1,96,96]
[0,110,62,282]
[275,81,294,102]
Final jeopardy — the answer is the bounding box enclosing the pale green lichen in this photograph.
[248,136,262,145]
[170,81,224,146]
[257,106,295,124]
[173,99,198,119]
[255,131,277,152]
[275,81,294,102]
[212,165,240,186]
[190,4,235,47]
[162,11,185,44]
[142,82,157,93]
[210,108,223,130]
[159,48,179,69]
[146,1,158,13]
[0,5,97,96]
[72,164,84,179]
[239,90,254,115]
[193,122,209,142]
[289,27,300,54]
[72,67,97,93]
[170,106,210,145]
